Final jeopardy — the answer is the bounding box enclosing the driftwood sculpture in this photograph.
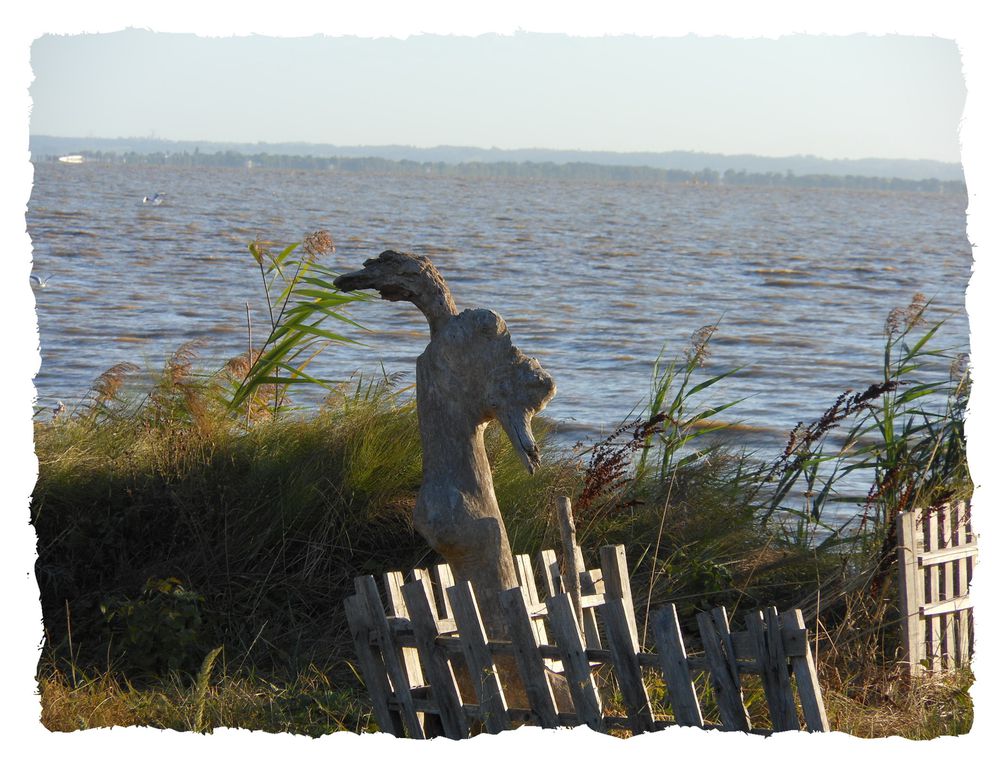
[335,251,556,639]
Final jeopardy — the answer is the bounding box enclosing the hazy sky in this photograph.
[29,30,965,162]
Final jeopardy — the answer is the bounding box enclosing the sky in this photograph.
[29,30,966,162]
[4,2,1007,762]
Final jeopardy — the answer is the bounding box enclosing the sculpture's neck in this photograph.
[415,353,494,490]
[417,395,492,490]
[408,274,458,337]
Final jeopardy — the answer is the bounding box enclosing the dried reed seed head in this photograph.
[166,340,205,384]
[906,292,928,330]
[884,308,901,337]
[303,230,335,257]
[91,362,141,401]
[688,324,717,366]
[224,355,251,378]
[886,293,930,337]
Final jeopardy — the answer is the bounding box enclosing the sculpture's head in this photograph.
[432,309,556,474]
[334,250,457,332]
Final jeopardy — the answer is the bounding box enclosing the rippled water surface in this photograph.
[28,162,971,458]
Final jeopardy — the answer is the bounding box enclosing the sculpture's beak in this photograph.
[500,408,542,475]
[335,266,415,303]
[334,267,374,293]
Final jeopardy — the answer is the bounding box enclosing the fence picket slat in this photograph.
[354,576,426,738]
[696,608,750,732]
[499,587,561,728]
[950,502,965,667]
[516,553,564,671]
[600,545,639,653]
[599,598,655,733]
[556,498,584,630]
[446,582,511,733]
[651,604,703,728]
[577,569,604,650]
[412,568,439,616]
[382,570,427,701]
[711,607,743,689]
[343,594,405,736]
[746,608,799,731]
[939,507,953,670]
[433,564,456,620]
[780,608,829,732]
[382,571,407,617]
[401,580,469,739]
[897,511,925,675]
[514,554,537,601]
[546,592,605,731]
[764,606,801,731]
[924,510,941,669]
[539,549,561,598]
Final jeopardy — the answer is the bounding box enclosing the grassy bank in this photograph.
[30,290,973,738]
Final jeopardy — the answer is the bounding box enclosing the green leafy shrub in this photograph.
[100,577,208,676]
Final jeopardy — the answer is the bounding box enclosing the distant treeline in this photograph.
[45,150,965,194]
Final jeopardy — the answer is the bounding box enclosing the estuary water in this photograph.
[27,161,971,467]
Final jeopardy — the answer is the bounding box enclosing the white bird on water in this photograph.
[30,274,52,288]
[142,193,165,205]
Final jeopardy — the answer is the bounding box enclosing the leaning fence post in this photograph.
[600,545,639,653]
[355,575,426,739]
[556,497,584,630]
[382,571,427,705]
[499,586,561,728]
[546,591,605,732]
[651,603,703,728]
[745,607,800,731]
[343,593,405,736]
[600,597,655,734]
[696,607,750,732]
[402,580,469,739]
[780,608,830,732]
[446,581,511,734]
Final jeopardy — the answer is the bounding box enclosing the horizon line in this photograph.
[29,133,962,167]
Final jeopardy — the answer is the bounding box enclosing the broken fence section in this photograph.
[344,541,829,738]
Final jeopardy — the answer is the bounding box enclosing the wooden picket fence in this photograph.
[897,500,977,676]
[344,501,829,738]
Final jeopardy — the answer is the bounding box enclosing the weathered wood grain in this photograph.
[781,608,829,732]
[402,580,469,739]
[343,594,405,736]
[600,598,655,734]
[600,545,639,653]
[499,587,561,728]
[651,604,703,728]
[546,592,605,731]
[696,608,750,732]
[446,581,511,733]
[354,575,425,738]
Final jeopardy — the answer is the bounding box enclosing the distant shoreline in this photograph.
[34,150,964,195]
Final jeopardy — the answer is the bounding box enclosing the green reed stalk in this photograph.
[230,231,367,417]
[636,323,743,486]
